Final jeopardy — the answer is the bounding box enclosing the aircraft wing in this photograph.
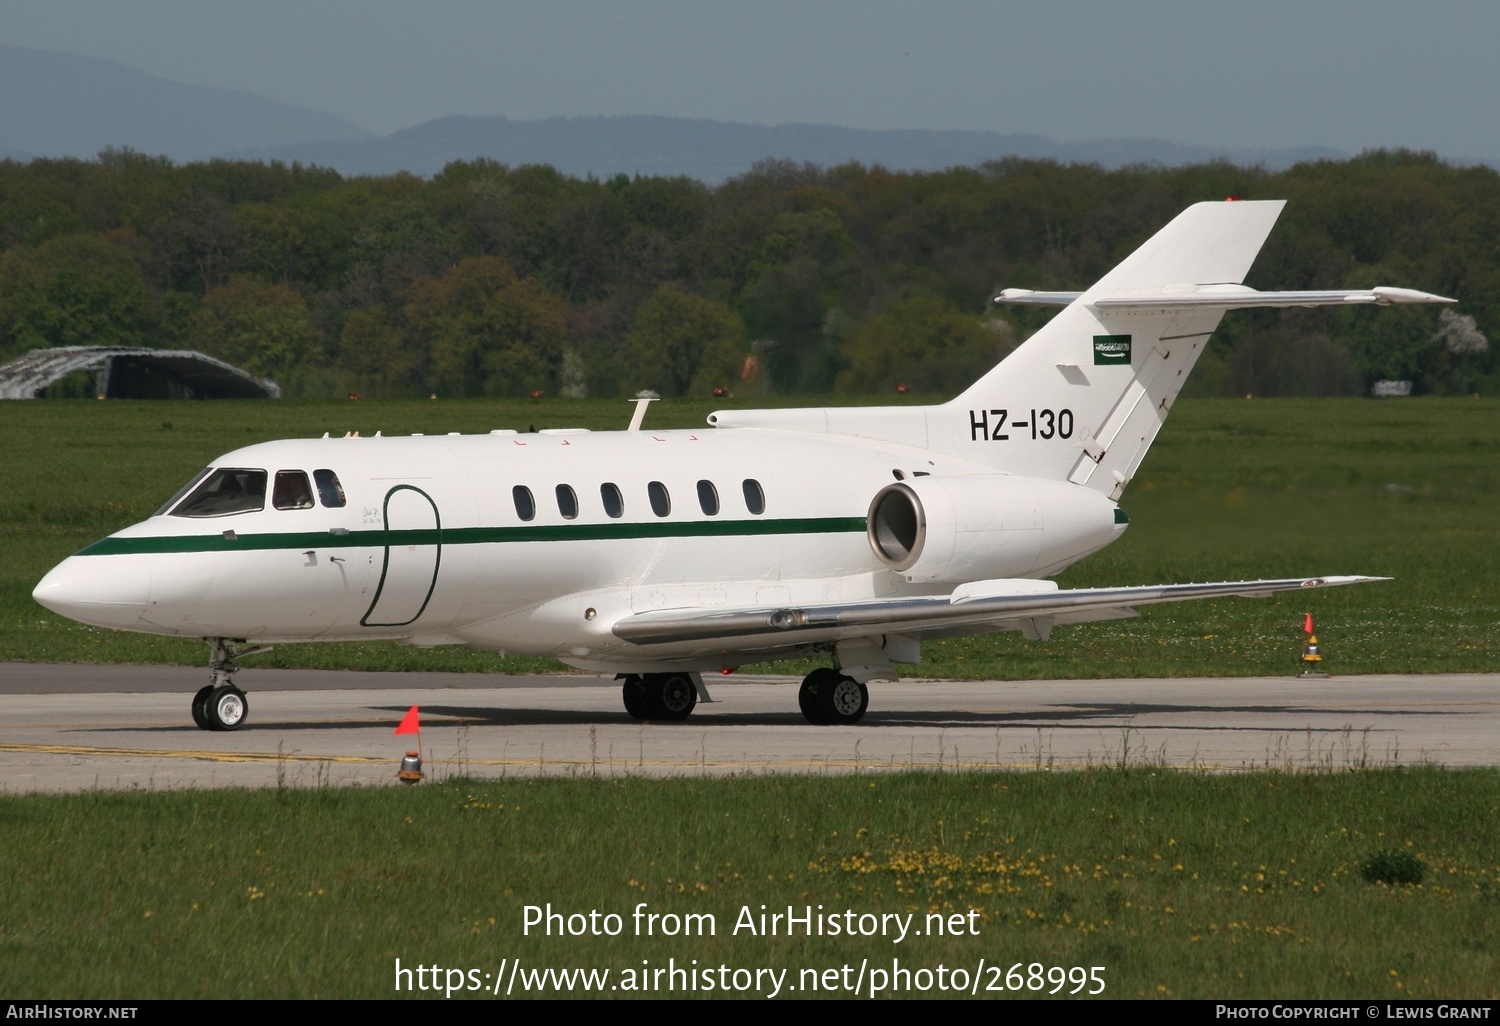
[612,575,1386,646]
[996,286,1453,309]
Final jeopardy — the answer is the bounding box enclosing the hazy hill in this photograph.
[0,44,372,162]
[0,44,1351,179]
[242,114,1345,180]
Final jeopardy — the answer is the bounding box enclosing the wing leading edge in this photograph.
[611,575,1387,647]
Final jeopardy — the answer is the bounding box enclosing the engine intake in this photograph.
[866,476,1119,583]
[868,485,924,569]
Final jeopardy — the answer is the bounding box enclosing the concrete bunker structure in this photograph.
[0,346,280,399]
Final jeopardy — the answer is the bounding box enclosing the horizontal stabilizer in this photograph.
[994,289,1084,305]
[612,574,1388,646]
[996,285,1455,309]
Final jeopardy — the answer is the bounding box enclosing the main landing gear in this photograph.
[620,672,698,722]
[798,667,868,725]
[191,639,265,731]
[616,666,870,725]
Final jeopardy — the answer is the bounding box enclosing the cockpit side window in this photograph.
[273,471,315,510]
[313,469,346,508]
[153,468,212,517]
[170,468,267,518]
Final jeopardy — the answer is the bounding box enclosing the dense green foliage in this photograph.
[1,149,1496,398]
[2,771,1496,998]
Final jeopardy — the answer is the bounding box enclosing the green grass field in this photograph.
[2,395,1496,678]
[1,770,1496,999]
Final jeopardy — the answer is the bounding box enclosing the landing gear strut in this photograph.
[620,672,698,721]
[799,667,868,725]
[194,639,264,731]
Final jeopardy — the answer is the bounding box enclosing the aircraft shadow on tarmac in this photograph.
[80,700,1435,735]
[386,701,1438,731]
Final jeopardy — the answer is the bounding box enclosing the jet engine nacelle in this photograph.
[866,475,1123,583]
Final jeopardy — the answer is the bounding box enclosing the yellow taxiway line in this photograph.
[0,741,1252,773]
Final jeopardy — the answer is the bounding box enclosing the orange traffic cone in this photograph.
[1298,612,1329,678]
[394,705,423,783]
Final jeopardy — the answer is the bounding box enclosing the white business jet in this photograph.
[33,200,1452,731]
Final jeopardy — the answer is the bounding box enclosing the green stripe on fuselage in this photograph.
[75,516,869,556]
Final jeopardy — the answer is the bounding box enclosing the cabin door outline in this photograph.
[361,485,442,627]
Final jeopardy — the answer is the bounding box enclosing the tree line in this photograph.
[0,147,1494,399]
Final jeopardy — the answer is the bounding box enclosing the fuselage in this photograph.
[33,423,1124,673]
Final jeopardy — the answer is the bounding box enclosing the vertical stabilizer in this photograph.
[943,200,1285,498]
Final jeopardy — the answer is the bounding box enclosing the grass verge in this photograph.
[1,769,1496,999]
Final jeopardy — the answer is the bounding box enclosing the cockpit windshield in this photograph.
[152,468,212,517]
[169,468,268,518]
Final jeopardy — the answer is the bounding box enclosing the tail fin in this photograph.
[710,199,1445,490]
[945,200,1285,498]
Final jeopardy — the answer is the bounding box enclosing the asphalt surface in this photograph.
[1,663,1496,792]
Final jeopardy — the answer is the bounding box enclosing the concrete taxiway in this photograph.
[1,663,1496,792]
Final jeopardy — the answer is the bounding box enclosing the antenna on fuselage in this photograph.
[627,396,656,432]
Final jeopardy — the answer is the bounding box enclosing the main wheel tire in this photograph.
[820,674,869,725]
[621,676,649,720]
[642,672,697,721]
[205,685,248,731]
[191,685,215,730]
[798,667,842,725]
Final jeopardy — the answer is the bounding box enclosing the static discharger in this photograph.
[1299,612,1329,678]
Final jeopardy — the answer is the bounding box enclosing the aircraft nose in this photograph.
[32,554,151,630]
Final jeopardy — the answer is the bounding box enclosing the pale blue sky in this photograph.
[5,0,1498,160]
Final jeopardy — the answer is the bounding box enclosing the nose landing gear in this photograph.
[193,639,267,731]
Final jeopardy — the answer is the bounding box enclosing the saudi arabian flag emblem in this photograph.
[1093,334,1132,365]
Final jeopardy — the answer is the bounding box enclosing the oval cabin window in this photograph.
[742,478,765,515]
[697,480,719,516]
[601,482,624,518]
[648,481,671,517]
[512,486,536,522]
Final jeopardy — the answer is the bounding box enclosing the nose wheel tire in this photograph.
[799,668,868,725]
[204,685,248,731]
[191,685,215,730]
